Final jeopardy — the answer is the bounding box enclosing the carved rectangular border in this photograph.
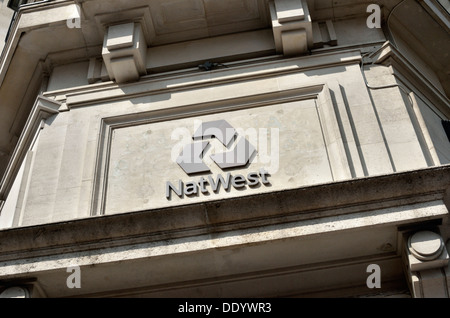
[90,84,351,216]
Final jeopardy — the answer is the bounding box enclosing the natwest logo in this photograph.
[176,120,255,174]
[166,120,272,200]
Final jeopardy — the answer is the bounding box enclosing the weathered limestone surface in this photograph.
[0,1,13,53]
[0,0,448,298]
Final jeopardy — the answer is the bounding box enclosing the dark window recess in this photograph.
[7,0,28,11]
[442,120,450,143]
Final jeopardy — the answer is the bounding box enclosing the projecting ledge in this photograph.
[0,165,449,263]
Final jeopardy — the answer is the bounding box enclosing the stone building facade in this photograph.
[0,1,13,52]
[0,0,449,298]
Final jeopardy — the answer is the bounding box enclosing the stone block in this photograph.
[0,286,30,298]
[407,231,449,272]
[110,56,141,84]
[281,29,308,56]
[106,22,135,51]
[270,0,312,56]
[102,22,147,83]
[421,269,449,298]
[274,0,305,23]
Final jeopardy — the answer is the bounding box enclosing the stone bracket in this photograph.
[0,286,30,298]
[403,230,450,298]
[270,0,313,56]
[102,22,148,84]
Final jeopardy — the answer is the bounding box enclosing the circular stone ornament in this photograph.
[0,286,30,298]
[408,231,444,261]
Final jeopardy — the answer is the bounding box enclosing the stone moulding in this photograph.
[89,83,352,216]
[0,164,449,264]
[370,41,450,119]
[0,96,61,204]
[55,49,363,109]
[93,6,155,46]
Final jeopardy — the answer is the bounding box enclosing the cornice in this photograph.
[0,164,448,263]
[370,41,450,117]
[43,49,363,109]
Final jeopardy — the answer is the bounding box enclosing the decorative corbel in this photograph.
[269,0,313,56]
[403,230,450,298]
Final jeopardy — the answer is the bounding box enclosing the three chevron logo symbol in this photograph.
[176,120,257,175]
[166,120,273,200]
